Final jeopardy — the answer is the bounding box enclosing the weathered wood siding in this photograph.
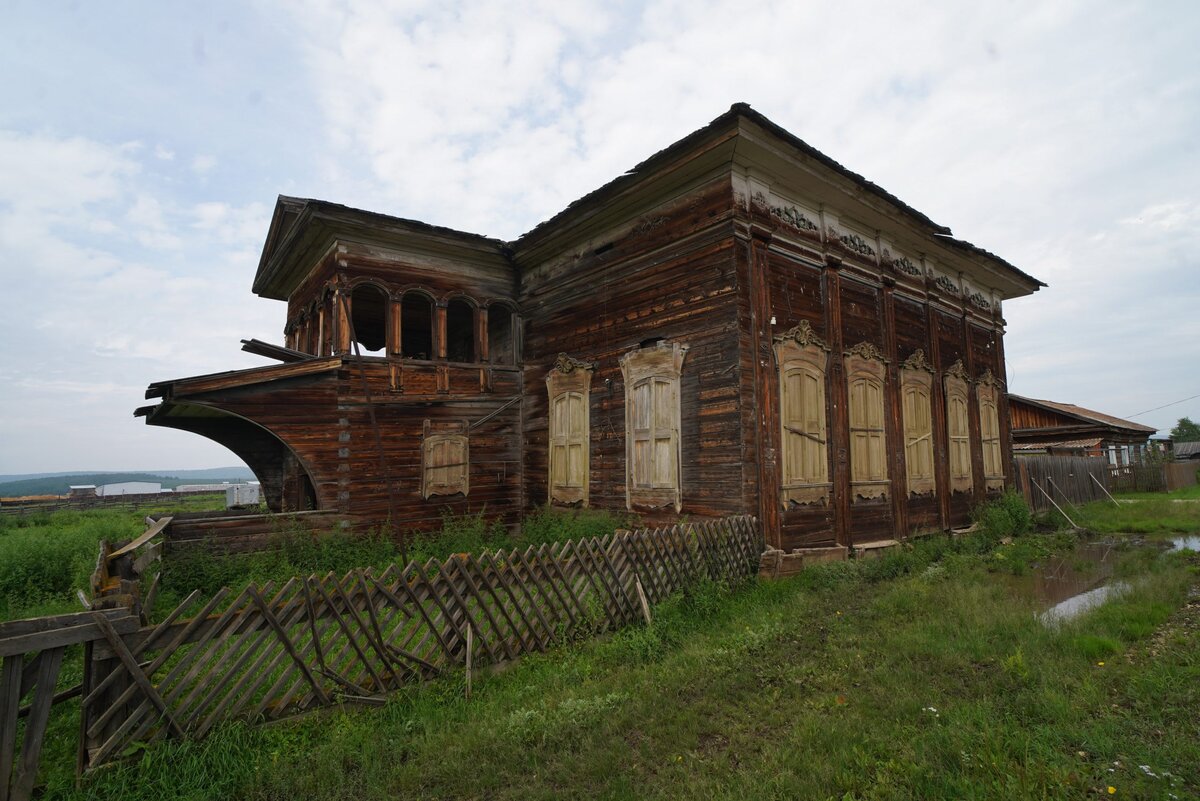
[519,178,744,525]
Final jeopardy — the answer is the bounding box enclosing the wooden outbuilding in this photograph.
[1008,395,1156,465]
[137,104,1044,551]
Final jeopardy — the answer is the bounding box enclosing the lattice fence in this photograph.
[80,515,761,770]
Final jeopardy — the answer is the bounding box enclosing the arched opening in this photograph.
[401,292,434,360]
[487,303,516,364]
[446,298,476,362]
[350,284,388,353]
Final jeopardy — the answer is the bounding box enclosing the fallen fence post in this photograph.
[1046,476,1078,510]
[1035,480,1079,529]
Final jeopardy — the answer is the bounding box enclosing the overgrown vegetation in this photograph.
[1046,485,1200,534]
[33,493,1197,800]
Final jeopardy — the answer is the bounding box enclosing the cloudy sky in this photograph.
[1,0,1198,474]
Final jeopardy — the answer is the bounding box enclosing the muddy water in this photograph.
[1016,535,1197,625]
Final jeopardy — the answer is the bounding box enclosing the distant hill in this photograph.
[0,467,255,498]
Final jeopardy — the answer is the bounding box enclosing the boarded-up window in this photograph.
[977,371,1004,490]
[845,343,889,501]
[620,342,687,512]
[945,362,972,493]
[421,420,468,498]
[900,350,935,496]
[774,321,830,506]
[546,355,593,505]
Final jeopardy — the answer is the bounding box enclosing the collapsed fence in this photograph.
[0,515,761,799]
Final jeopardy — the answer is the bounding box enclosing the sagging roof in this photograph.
[254,103,1045,301]
[1009,395,1157,435]
[1012,437,1103,451]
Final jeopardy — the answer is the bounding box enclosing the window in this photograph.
[620,341,687,511]
[900,350,935,496]
[845,342,889,501]
[774,321,830,506]
[400,293,434,360]
[944,361,972,493]
[446,298,475,362]
[349,283,388,353]
[487,303,517,365]
[546,354,593,505]
[421,420,468,498]
[977,369,1004,490]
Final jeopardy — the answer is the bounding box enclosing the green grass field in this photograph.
[18,492,1196,801]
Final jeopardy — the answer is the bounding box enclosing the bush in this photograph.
[972,491,1033,542]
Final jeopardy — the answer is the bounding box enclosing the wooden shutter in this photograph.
[945,377,972,493]
[901,375,935,495]
[547,358,592,505]
[620,342,687,512]
[421,423,469,499]
[845,346,888,501]
[776,340,830,507]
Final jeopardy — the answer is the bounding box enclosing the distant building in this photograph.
[68,485,97,498]
[225,483,261,507]
[1175,441,1200,461]
[174,483,237,493]
[96,481,162,496]
[1008,395,1156,465]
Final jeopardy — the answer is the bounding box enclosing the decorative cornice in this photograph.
[900,348,934,373]
[844,341,888,363]
[769,204,819,232]
[967,291,991,311]
[977,368,1004,389]
[551,353,595,374]
[934,275,960,296]
[838,232,875,258]
[944,359,972,383]
[774,320,829,351]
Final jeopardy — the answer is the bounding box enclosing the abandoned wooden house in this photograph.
[1009,395,1156,465]
[136,103,1044,552]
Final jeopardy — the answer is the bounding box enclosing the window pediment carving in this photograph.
[843,341,888,364]
[900,349,934,373]
[774,320,829,351]
[944,359,972,383]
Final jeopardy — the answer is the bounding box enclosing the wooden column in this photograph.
[823,256,851,547]
[334,289,351,355]
[963,314,986,500]
[389,297,402,356]
[925,295,950,530]
[994,317,1015,490]
[434,302,448,359]
[882,280,908,537]
[747,226,780,547]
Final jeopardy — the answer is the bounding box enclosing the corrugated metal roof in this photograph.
[1013,438,1103,450]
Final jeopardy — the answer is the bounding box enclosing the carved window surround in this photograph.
[620,341,688,512]
[547,354,594,506]
[900,349,936,497]
[774,321,831,507]
[845,342,889,501]
[944,360,973,494]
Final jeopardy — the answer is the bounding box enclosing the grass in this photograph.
[1048,492,1200,535]
[29,494,1199,800]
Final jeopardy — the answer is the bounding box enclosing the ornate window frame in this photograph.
[977,369,1005,491]
[944,360,973,494]
[845,342,889,501]
[900,349,936,497]
[620,341,688,512]
[774,321,831,507]
[546,354,594,506]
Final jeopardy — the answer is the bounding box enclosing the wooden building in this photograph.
[137,104,1043,551]
[1009,395,1156,465]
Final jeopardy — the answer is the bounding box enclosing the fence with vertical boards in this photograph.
[0,515,762,796]
[1014,455,1113,513]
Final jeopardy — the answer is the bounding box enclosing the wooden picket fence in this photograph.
[70,515,760,775]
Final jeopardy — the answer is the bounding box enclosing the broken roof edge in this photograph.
[1008,394,1158,435]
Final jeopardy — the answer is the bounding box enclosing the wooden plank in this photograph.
[108,516,172,560]
[0,655,22,801]
[92,614,184,739]
[0,615,138,659]
[11,647,64,801]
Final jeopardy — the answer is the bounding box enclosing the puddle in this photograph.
[1169,535,1200,552]
[1005,535,1199,625]
[1040,581,1129,625]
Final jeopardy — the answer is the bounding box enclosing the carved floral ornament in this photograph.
[774,319,829,351]
[844,341,888,363]
[551,353,595,375]
[944,359,973,383]
[967,291,992,311]
[977,368,1004,389]
[769,204,819,232]
[900,348,935,373]
[829,229,875,258]
[934,274,961,296]
[883,250,923,277]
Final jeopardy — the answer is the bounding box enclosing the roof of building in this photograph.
[254,103,1045,301]
[1175,441,1200,458]
[1012,437,1103,451]
[1009,395,1157,435]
